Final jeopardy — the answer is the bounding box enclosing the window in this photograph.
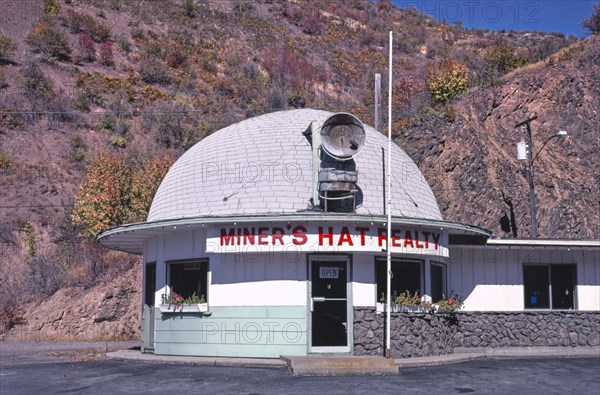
[523,264,576,309]
[168,260,209,302]
[145,262,156,306]
[430,263,447,302]
[376,259,422,301]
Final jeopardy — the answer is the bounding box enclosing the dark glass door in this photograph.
[310,260,348,349]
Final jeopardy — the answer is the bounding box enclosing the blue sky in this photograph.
[392,0,597,37]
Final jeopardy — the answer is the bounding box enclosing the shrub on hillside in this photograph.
[25,252,63,297]
[0,278,24,333]
[143,95,199,149]
[426,59,469,104]
[299,12,325,35]
[481,41,529,85]
[99,41,114,66]
[78,32,96,62]
[63,10,111,42]
[139,58,171,85]
[0,68,6,89]
[262,45,315,90]
[0,34,17,63]
[68,135,87,163]
[26,19,71,60]
[44,0,60,16]
[485,42,525,74]
[0,150,11,170]
[165,41,187,68]
[45,90,73,126]
[22,60,54,101]
[583,3,600,35]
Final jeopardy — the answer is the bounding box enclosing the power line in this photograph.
[0,105,375,116]
[0,204,74,208]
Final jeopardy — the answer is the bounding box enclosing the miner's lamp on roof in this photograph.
[320,113,366,160]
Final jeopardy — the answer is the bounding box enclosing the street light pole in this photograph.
[515,115,567,238]
[516,115,539,238]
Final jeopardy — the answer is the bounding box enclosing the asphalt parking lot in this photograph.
[1,355,599,394]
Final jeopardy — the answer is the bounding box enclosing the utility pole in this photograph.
[374,73,381,131]
[515,115,538,238]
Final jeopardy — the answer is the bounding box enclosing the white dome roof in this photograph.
[148,109,442,221]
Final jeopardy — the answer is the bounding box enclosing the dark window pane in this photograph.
[311,300,347,347]
[312,261,347,298]
[145,263,156,306]
[551,265,576,309]
[169,261,208,301]
[431,264,445,302]
[376,260,421,301]
[524,265,549,308]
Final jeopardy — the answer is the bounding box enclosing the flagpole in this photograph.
[386,29,393,359]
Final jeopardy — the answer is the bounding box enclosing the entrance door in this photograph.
[309,257,350,353]
[143,263,156,353]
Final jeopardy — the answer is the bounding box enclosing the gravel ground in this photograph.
[0,341,139,366]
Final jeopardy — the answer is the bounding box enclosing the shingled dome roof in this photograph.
[148,109,442,222]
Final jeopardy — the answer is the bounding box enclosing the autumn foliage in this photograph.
[25,20,71,60]
[72,151,173,237]
[425,59,469,104]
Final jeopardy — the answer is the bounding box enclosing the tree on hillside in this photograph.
[72,151,173,237]
[583,3,600,35]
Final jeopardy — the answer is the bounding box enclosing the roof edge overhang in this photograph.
[97,214,492,254]
[484,238,600,248]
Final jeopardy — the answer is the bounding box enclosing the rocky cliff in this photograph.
[397,36,599,239]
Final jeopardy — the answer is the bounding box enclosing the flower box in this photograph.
[377,303,430,313]
[159,303,208,313]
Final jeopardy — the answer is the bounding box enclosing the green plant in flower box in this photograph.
[435,291,463,313]
[161,291,205,306]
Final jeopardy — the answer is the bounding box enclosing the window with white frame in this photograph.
[168,260,208,302]
[523,264,576,309]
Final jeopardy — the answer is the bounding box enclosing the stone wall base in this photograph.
[354,308,600,358]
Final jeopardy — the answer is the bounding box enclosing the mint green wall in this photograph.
[154,306,307,358]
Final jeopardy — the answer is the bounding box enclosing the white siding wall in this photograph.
[449,246,600,311]
[208,250,307,306]
[352,254,376,306]
[144,229,599,312]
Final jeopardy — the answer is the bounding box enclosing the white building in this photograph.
[98,109,600,358]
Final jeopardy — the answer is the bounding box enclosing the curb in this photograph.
[107,350,287,368]
[396,346,600,368]
[107,346,600,371]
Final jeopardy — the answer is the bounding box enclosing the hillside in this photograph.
[0,0,595,339]
[396,37,600,239]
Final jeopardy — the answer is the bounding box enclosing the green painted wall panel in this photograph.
[154,342,306,358]
[153,306,308,358]
[155,329,306,346]
[156,317,305,332]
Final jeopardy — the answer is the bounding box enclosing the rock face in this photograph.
[354,308,600,358]
[396,36,600,239]
[5,266,142,341]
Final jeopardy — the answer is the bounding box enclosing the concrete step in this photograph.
[281,355,398,376]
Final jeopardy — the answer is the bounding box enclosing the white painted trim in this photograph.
[486,239,600,248]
